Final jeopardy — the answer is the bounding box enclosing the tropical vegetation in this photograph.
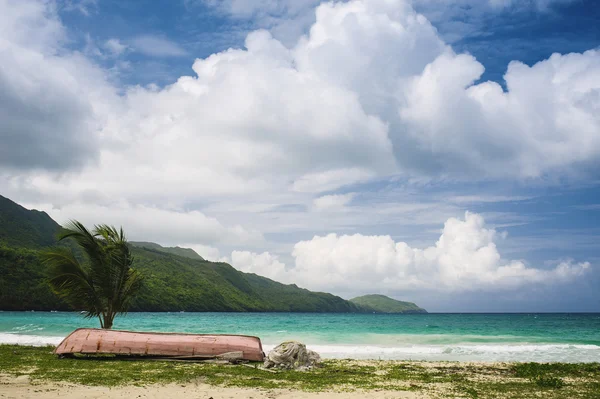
[350,294,427,313]
[1,194,409,313]
[40,221,143,329]
[129,241,204,260]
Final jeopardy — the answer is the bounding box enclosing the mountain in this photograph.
[0,195,365,313]
[0,195,61,248]
[128,247,362,312]
[130,241,204,261]
[350,294,427,314]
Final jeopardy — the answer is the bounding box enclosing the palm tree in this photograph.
[40,221,143,329]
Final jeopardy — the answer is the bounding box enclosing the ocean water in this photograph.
[1,312,599,363]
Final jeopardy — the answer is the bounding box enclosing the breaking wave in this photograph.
[0,333,64,346]
[260,343,600,363]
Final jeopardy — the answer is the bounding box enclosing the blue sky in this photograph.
[1,0,599,311]
[57,0,600,87]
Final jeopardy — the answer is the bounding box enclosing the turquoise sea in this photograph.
[1,312,599,363]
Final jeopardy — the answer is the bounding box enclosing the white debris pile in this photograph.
[263,341,321,370]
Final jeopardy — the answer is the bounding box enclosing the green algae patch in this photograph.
[2,345,600,398]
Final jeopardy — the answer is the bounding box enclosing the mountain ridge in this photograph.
[129,241,204,261]
[350,294,427,314]
[0,195,62,249]
[0,194,425,313]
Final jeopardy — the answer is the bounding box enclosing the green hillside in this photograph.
[126,246,361,312]
[0,244,66,310]
[350,294,427,314]
[0,195,364,313]
[0,195,61,249]
[130,241,204,261]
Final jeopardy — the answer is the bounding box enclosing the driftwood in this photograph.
[264,341,321,370]
[242,363,278,373]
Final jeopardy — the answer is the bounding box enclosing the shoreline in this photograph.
[2,333,600,363]
[1,345,599,398]
[3,312,599,363]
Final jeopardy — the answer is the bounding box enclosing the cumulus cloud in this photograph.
[56,26,395,204]
[1,0,598,288]
[287,212,590,293]
[201,0,578,45]
[230,250,287,280]
[5,0,599,194]
[0,0,113,171]
[222,212,591,294]
[202,0,319,18]
[184,244,225,261]
[400,49,600,177]
[204,0,576,17]
[200,0,322,45]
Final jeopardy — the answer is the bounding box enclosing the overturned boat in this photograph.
[54,328,265,361]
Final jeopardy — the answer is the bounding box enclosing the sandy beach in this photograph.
[2,345,599,399]
[0,375,427,399]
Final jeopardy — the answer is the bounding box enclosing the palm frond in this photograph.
[114,268,144,315]
[92,224,129,310]
[39,247,101,318]
[42,220,143,329]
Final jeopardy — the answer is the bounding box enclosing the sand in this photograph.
[1,361,512,398]
[0,375,427,399]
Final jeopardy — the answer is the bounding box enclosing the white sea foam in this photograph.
[0,333,65,346]
[262,343,600,363]
[2,333,598,363]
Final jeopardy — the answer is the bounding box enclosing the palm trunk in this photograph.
[102,313,114,329]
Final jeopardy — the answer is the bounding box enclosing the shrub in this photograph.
[532,375,565,389]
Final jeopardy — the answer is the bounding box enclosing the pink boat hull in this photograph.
[54,328,265,361]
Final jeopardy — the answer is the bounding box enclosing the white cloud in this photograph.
[399,49,600,178]
[0,0,116,172]
[184,244,225,261]
[48,26,394,203]
[287,212,590,293]
[0,0,65,51]
[313,193,355,210]
[61,0,97,16]
[28,201,264,247]
[5,0,599,195]
[230,250,287,280]
[0,0,598,291]
[200,0,578,46]
[130,35,188,57]
[447,195,533,204]
[203,0,319,18]
[204,0,576,17]
[200,0,322,46]
[292,169,377,193]
[104,38,128,56]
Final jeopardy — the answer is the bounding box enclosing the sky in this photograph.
[0,0,599,312]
